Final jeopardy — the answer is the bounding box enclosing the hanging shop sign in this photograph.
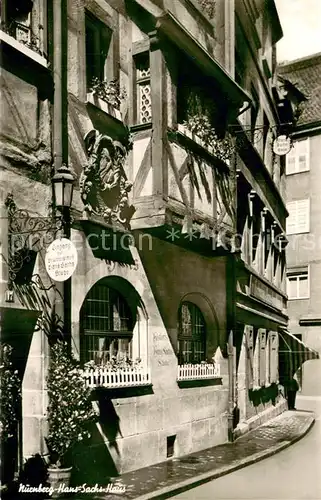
[45,238,78,282]
[273,135,291,156]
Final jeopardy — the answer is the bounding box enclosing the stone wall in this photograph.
[71,230,228,475]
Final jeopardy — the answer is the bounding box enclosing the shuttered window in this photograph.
[269,332,279,383]
[286,139,309,175]
[286,199,310,234]
[258,330,266,386]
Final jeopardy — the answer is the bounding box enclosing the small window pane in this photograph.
[80,284,133,363]
[178,302,206,364]
[286,269,309,299]
[286,157,296,175]
[298,275,309,298]
[287,277,297,299]
[286,199,310,234]
[286,139,309,174]
[298,155,307,171]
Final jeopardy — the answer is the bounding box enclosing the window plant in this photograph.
[0,344,21,489]
[89,78,127,110]
[84,355,142,371]
[182,88,232,162]
[0,344,21,443]
[46,341,97,495]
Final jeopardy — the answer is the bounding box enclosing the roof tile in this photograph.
[278,53,321,125]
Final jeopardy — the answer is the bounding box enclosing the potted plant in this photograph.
[87,78,127,119]
[46,341,97,497]
[179,87,232,162]
[0,344,21,492]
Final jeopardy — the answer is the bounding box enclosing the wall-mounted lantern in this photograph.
[52,164,74,209]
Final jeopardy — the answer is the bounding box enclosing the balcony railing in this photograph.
[177,363,220,381]
[83,366,151,388]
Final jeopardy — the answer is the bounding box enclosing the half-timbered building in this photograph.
[1,0,308,482]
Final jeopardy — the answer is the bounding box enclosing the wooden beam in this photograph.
[149,30,167,198]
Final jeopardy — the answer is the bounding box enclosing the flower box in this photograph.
[177,362,220,381]
[83,366,151,388]
[86,92,122,121]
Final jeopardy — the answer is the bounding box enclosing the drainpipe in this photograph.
[227,330,235,442]
[53,0,64,172]
[52,0,70,348]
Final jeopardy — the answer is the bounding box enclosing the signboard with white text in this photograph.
[45,238,78,282]
[273,135,291,156]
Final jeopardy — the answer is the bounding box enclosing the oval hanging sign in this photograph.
[273,135,291,156]
[45,238,78,282]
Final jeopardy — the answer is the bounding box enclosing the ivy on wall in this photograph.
[0,344,21,442]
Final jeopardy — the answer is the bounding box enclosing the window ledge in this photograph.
[286,169,310,176]
[169,126,229,171]
[288,297,309,301]
[299,317,321,326]
[83,366,151,388]
[130,122,152,133]
[86,92,123,122]
[0,30,48,68]
[287,231,310,236]
[177,363,220,381]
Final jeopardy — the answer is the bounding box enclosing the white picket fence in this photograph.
[83,367,151,388]
[177,363,220,381]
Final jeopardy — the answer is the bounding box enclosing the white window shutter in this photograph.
[296,199,310,232]
[286,199,310,234]
[258,329,266,386]
[286,201,297,234]
[269,332,278,383]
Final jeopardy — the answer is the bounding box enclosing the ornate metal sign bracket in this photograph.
[4,193,63,288]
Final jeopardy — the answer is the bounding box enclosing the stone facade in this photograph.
[0,0,290,482]
[278,53,321,396]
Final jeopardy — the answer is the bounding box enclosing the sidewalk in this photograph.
[101,410,314,500]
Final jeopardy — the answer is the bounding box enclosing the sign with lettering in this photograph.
[45,238,78,282]
[153,332,173,366]
[250,275,284,311]
[273,135,291,156]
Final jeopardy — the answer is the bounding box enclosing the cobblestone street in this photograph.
[172,395,321,500]
[81,406,315,500]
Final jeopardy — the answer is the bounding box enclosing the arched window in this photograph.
[80,283,134,364]
[178,302,206,364]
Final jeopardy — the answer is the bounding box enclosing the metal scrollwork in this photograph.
[229,125,265,151]
[228,122,293,152]
[4,193,62,287]
[79,129,135,229]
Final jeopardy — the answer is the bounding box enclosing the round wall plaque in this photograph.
[45,238,78,282]
[273,135,291,156]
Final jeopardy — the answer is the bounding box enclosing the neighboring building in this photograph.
[278,53,321,396]
[232,0,288,427]
[1,0,306,484]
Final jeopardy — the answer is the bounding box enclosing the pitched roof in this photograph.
[277,53,321,126]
